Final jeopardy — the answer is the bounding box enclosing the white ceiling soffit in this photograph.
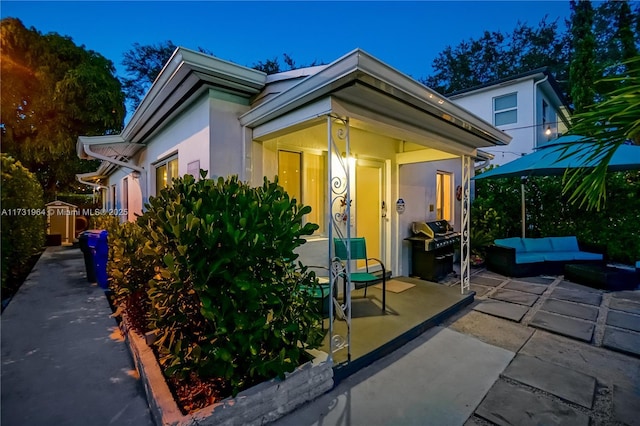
[240,49,511,148]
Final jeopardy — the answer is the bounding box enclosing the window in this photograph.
[278,150,326,235]
[436,172,453,222]
[122,178,129,220]
[155,156,179,195]
[494,93,517,126]
[110,185,117,210]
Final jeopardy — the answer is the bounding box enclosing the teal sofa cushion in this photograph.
[550,236,580,252]
[523,238,553,252]
[573,251,604,261]
[495,237,525,252]
[515,253,546,264]
[543,251,578,262]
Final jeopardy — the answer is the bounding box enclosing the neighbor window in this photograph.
[155,155,178,195]
[278,150,326,235]
[436,171,453,223]
[494,93,517,126]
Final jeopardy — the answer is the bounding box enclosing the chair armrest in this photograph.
[366,257,386,276]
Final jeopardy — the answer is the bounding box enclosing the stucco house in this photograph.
[76,48,512,331]
[448,68,571,166]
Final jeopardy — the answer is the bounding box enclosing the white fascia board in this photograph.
[123,47,267,142]
[241,48,510,147]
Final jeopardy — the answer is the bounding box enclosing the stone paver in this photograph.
[491,289,539,307]
[550,287,602,306]
[448,310,534,353]
[557,280,603,294]
[606,310,640,332]
[475,380,590,426]
[609,298,640,315]
[602,327,640,357]
[610,290,640,303]
[473,299,530,322]
[504,280,547,295]
[530,311,594,342]
[470,284,492,298]
[502,354,596,408]
[541,298,599,322]
[517,276,555,285]
[471,276,503,287]
[612,384,640,426]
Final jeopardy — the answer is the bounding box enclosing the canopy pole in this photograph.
[521,177,527,238]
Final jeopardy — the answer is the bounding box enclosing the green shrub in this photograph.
[138,173,323,394]
[107,221,155,333]
[1,154,45,295]
[89,213,120,231]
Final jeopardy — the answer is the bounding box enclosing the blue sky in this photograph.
[2,1,573,81]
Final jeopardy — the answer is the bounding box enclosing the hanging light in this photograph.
[545,126,552,136]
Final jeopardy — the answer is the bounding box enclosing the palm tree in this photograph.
[563,56,640,210]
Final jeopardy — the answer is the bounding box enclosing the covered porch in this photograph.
[240,50,511,375]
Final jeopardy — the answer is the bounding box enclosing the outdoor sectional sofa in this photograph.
[486,236,606,277]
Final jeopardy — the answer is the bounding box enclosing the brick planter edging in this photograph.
[120,317,334,426]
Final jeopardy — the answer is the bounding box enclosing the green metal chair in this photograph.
[334,237,386,311]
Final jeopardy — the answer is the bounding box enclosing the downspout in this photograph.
[83,143,147,208]
[474,158,491,171]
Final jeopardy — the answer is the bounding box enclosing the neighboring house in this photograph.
[76,47,511,290]
[448,68,571,166]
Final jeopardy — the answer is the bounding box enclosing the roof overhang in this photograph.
[241,49,511,148]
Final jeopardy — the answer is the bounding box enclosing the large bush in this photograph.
[1,154,45,295]
[137,173,323,394]
[472,170,640,263]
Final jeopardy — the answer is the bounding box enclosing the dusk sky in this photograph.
[2,1,574,83]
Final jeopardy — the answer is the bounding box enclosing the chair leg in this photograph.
[364,286,367,297]
[382,278,386,311]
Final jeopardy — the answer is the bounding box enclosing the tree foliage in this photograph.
[0,18,125,198]
[423,17,569,95]
[1,154,45,296]
[569,0,597,113]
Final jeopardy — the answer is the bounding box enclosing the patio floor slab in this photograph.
[473,299,529,322]
[609,298,640,315]
[610,290,640,303]
[557,280,603,294]
[490,289,539,307]
[475,380,590,426]
[471,276,504,287]
[606,311,640,332]
[602,327,640,357]
[612,384,640,426]
[549,287,602,306]
[530,311,595,342]
[504,280,548,295]
[448,310,534,353]
[540,299,599,322]
[469,284,492,298]
[516,276,555,285]
[502,354,596,408]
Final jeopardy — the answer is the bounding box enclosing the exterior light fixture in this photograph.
[545,126,552,136]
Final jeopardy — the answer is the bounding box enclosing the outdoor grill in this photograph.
[405,220,460,282]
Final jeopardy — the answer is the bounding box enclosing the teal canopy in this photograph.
[475,135,640,180]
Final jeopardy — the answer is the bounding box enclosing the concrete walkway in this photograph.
[1,247,153,426]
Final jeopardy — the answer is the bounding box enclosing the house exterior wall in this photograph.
[451,80,536,166]
[397,159,462,277]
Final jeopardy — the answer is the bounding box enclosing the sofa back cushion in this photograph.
[495,237,526,252]
[523,237,554,252]
[550,236,580,252]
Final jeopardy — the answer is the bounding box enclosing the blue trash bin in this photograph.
[87,230,109,290]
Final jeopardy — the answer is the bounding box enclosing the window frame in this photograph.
[493,92,518,126]
[154,154,179,195]
[436,171,454,224]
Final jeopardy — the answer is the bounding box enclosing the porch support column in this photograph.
[460,155,471,294]
[327,114,352,363]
